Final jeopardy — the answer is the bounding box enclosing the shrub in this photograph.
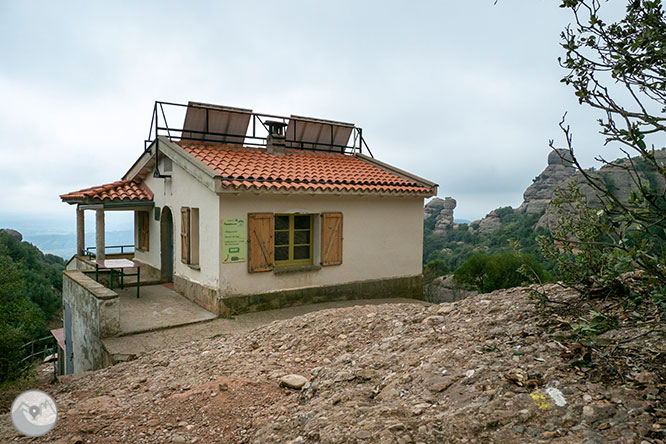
[454,252,551,293]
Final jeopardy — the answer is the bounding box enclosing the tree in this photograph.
[549,0,666,293]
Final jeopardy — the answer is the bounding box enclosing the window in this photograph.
[180,207,200,266]
[247,212,343,273]
[274,214,313,266]
[136,211,150,251]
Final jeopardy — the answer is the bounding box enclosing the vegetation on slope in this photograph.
[423,206,556,292]
[0,231,64,382]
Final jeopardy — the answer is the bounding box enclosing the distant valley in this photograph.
[20,230,134,259]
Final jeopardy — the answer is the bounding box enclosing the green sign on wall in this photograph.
[222,218,247,263]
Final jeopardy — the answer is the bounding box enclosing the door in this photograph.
[63,301,73,374]
[161,206,174,282]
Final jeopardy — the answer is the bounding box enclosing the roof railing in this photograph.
[144,101,373,158]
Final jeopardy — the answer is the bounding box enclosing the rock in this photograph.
[517,149,576,216]
[280,374,308,389]
[436,303,456,315]
[426,376,453,392]
[544,387,567,407]
[0,228,22,241]
[422,315,445,326]
[425,276,477,303]
[474,210,502,234]
[504,369,528,386]
[424,197,458,235]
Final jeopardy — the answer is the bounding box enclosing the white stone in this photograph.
[280,374,308,389]
[544,387,567,407]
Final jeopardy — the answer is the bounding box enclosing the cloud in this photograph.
[0,0,638,236]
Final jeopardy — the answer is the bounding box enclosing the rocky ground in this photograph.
[1,284,665,443]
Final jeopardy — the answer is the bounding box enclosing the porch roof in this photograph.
[60,180,154,205]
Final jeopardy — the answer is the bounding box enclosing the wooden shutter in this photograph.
[139,212,150,251]
[181,207,190,264]
[248,213,274,273]
[321,212,343,266]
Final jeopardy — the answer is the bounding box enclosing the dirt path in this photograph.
[103,298,427,359]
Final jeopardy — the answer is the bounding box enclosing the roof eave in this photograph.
[355,153,438,192]
[61,199,154,209]
[216,185,435,198]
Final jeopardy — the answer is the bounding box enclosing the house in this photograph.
[61,101,437,319]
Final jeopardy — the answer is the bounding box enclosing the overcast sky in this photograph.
[0,0,628,234]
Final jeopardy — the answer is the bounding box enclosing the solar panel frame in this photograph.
[181,102,252,145]
[285,115,355,153]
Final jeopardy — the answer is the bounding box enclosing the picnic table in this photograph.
[94,259,141,298]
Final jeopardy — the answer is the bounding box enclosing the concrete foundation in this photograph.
[215,275,423,317]
[174,275,221,314]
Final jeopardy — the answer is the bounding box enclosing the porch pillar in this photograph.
[95,209,105,260]
[76,207,85,256]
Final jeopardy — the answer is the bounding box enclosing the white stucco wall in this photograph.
[133,156,220,288]
[217,193,424,297]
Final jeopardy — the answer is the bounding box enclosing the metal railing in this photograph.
[144,101,374,157]
[19,336,56,374]
[85,244,135,259]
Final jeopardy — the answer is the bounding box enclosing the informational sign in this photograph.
[222,218,246,263]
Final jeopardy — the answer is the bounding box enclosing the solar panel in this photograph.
[285,115,355,152]
[181,102,252,144]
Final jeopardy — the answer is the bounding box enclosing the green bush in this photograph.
[423,259,449,284]
[453,252,551,293]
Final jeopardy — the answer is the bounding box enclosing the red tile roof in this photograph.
[60,180,153,203]
[177,141,433,195]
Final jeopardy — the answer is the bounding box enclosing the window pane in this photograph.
[275,246,289,261]
[275,215,290,230]
[275,231,289,246]
[293,230,310,245]
[294,245,311,260]
[294,215,310,229]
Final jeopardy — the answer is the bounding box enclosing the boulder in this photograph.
[0,228,23,241]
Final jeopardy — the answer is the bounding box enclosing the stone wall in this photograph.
[217,275,424,317]
[63,270,119,373]
[174,275,221,315]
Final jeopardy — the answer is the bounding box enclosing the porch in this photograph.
[61,269,217,374]
[116,284,216,336]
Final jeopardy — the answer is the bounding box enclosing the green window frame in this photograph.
[274,214,313,266]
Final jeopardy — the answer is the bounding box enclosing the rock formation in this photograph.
[424,197,457,235]
[0,228,23,241]
[426,149,666,236]
[474,209,502,234]
[517,149,576,215]
[537,149,666,229]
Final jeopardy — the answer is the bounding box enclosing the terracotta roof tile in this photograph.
[60,180,153,203]
[178,141,433,195]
